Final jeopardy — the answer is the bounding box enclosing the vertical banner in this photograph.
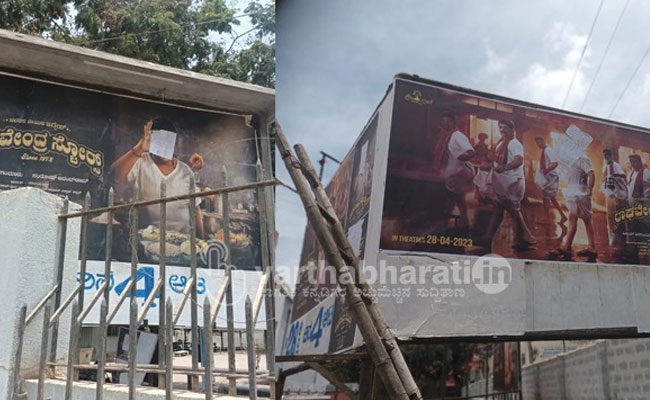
[284,114,379,356]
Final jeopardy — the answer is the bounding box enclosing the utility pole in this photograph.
[317,151,342,181]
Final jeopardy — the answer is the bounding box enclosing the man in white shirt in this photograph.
[480,120,536,251]
[601,148,627,249]
[626,154,650,264]
[111,118,204,236]
[627,154,650,206]
[535,137,566,224]
[433,111,475,229]
[555,155,596,259]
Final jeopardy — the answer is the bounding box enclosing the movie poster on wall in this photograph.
[284,114,378,355]
[0,74,263,270]
[381,78,650,265]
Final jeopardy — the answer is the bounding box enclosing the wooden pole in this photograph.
[293,143,423,400]
[245,296,257,400]
[189,176,200,391]
[222,167,237,395]
[203,297,213,400]
[165,299,174,400]
[359,357,375,400]
[307,361,359,400]
[11,305,26,400]
[275,124,408,400]
[256,160,276,391]
[96,299,108,400]
[158,182,167,389]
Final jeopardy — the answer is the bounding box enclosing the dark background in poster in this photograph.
[381,78,650,265]
[0,75,263,269]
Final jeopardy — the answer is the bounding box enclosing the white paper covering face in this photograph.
[551,124,593,178]
[149,129,177,159]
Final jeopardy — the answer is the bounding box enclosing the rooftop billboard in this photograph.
[382,78,650,265]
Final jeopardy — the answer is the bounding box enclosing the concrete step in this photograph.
[23,379,252,399]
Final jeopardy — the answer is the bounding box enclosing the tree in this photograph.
[0,0,275,88]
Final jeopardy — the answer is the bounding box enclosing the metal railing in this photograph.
[10,164,278,400]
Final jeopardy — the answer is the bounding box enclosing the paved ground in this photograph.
[172,351,270,396]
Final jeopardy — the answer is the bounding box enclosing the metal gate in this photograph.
[10,165,278,400]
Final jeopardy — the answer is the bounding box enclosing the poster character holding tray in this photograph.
[111,118,206,262]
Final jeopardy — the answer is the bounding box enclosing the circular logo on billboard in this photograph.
[472,254,512,294]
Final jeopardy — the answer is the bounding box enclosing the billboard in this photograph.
[382,78,650,265]
[0,74,264,270]
[283,114,379,356]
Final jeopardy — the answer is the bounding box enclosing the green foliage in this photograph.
[0,0,275,88]
[0,0,69,35]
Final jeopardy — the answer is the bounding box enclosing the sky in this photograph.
[274,0,650,289]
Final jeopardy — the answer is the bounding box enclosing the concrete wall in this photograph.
[463,338,650,399]
[523,338,650,400]
[368,252,650,340]
[0,188,81,399]
[562,341,607,400]
[537,356,565,400]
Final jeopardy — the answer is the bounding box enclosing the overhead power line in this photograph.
[561,0,604,109]
[579,0,630,112]
[608,41,650,119]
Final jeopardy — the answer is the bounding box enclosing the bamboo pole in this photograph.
[25,285,58,325]
[96,299,107,400]
[222,167,237,395]
[128,297,137,399]
[36,305,51,400]
[59,180,278,219]
[158,182,167,389]
[256,160,276,385]
[275,124,409,400]
[77,193,91,312]
[203,297,213,400]
[49,199,68,366]
[12,305,26,400]
[165,299,174,400]
[293,144,423,400]
[64,301,79,399]
[128,185,139,400]
[189,175,200,391]
[245,296,257,400]
[307,361,359,400]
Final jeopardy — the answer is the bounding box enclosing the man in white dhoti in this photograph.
[480,120,536,251]
[601,149,627,249]
[626,154,650,263]
[555,155,596,258]
[535,137,566,224]
[627,154,650,206]
[432,111,475,229]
